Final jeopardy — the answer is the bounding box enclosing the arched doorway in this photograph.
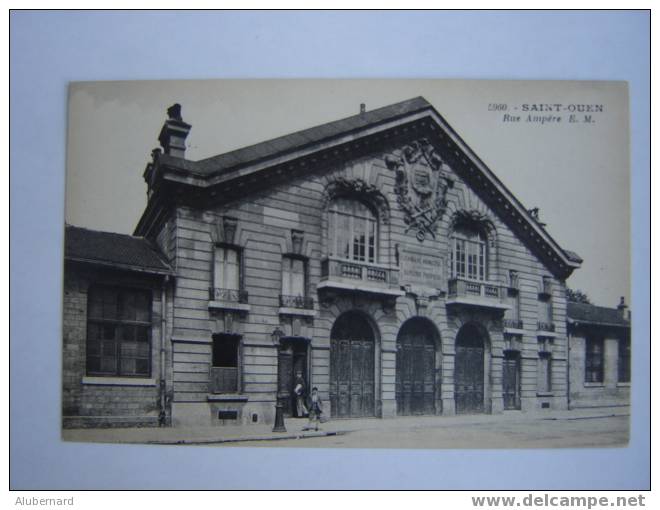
[329,311,375,418]
[454,323,487,414]
[396,318,438,416]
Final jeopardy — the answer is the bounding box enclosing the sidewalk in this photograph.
[61,406,629,446]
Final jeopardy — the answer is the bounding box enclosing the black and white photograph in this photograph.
[60,79,631,449]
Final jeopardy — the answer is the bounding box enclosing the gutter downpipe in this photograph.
[567,319,574,411]
[159,275,170,426]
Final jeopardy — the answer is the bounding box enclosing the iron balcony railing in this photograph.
[537,321,556,332]
[447,277,501,299]
[320,258,398,286]
[279,294,314,309]
[209,287,249,304]
[503,318,524,330]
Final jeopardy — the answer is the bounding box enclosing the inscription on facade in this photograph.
[399,248,444,289]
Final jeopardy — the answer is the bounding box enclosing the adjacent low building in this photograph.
[567,299,631,410]
[61,97,630,428]
[62,226,173,428]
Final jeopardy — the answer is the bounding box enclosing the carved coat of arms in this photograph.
[385,138,453,242]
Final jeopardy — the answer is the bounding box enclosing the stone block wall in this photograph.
[62,263,167,428]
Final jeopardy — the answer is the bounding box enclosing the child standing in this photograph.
[304,387,323,431]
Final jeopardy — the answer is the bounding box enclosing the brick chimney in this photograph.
[617,296,628,319]
[158,103,191,158]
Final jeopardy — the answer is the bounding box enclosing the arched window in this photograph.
[450,227,488,281]
[328,198,378,264]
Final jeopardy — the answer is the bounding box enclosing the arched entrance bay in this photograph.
[396,318,438,416]
[329,311,375,418]
[454,323,487,414]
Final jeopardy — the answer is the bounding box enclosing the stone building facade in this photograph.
[62,97,629,429]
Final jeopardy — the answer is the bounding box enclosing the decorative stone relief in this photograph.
[210,215,238,245]
[291,229,304,255]
[386,138,453,242]
[323,177,390,225]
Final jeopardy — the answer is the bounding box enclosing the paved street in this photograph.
[230,413,630,449]
[63,408,629,449]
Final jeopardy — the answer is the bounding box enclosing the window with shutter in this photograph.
[212,245,247,303]
[280,256,311,309]
[214,246,240,291]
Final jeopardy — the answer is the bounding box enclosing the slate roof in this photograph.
[65,225,172,275]
[167,96,433,176]
[567,302,629,328]
[145,95,582,276]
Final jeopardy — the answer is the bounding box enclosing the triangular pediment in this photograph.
[137,97,580,279]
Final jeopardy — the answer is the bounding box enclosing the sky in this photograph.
[66,79,630,308]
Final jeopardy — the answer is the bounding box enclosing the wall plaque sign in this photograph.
[399,248,444,289]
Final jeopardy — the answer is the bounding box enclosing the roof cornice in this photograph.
[139,99,581,278]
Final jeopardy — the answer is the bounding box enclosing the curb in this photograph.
[540,413,629,421]
[146,430,346,445]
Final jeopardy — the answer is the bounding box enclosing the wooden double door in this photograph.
[455,324,486,414]
[396,319,437,415]
[329,312,375,418]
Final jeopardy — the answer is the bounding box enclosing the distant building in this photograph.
[62,97,629,429]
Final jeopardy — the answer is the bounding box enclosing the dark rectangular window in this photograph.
[585,336,604,383]
[618,338,631,383]
[211,334,240,393]
[86,285,152,377]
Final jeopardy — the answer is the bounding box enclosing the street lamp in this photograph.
[271,326,284,345]
[271,327,286,432]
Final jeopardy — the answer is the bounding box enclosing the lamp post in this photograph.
[271,327,286,432]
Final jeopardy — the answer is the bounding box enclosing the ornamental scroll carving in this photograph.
[385,138,453,242]
[322,177,390,225]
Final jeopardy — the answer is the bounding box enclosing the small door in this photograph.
[330,312,375,418]
[396,318,437,416]
[455,324,486,414]
[502,351,521,410]
[277,339,309,417]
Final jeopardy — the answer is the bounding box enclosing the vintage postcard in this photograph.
[62,79,630,448]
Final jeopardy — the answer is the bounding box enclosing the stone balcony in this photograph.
[317,257,404,297]
[445,277,509,311]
